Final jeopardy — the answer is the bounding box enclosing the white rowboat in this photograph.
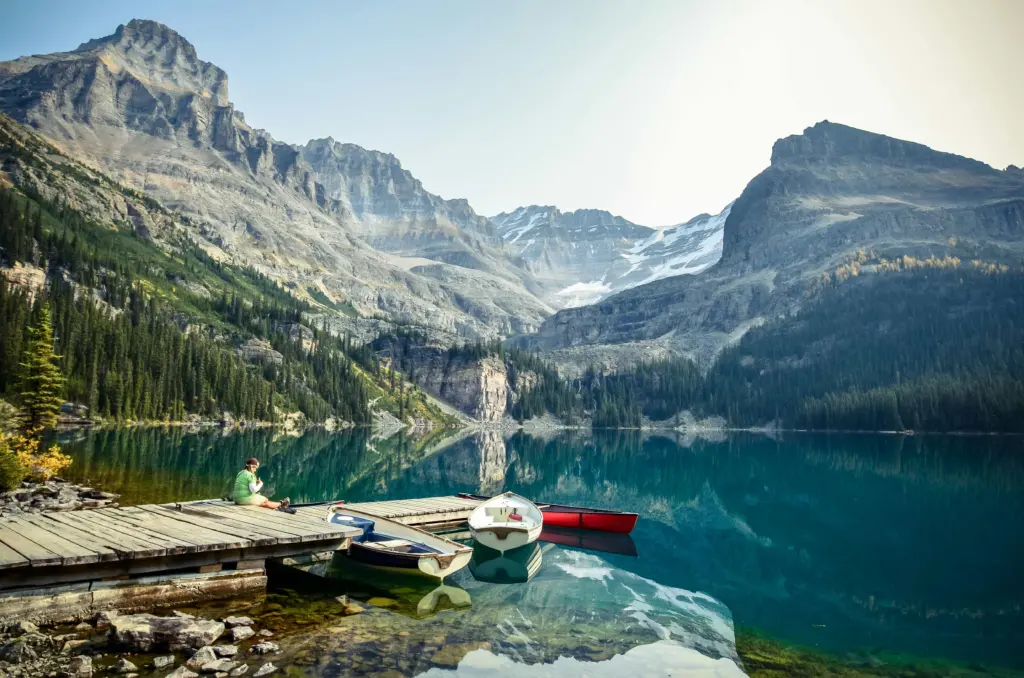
[467,491,543,554]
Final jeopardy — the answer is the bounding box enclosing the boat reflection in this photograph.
[468,541,543,583]
[539,526,638,557]
[321,556,474,619]
[416,583,472,617]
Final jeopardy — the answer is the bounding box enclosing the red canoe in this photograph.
[459,493,638,534]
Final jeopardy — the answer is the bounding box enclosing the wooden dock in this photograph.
[0,495,482,591]
[294,495,483,528]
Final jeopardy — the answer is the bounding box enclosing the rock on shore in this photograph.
[0,479,120,515]
[111,614,225,651]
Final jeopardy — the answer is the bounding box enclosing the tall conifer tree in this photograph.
[18,305,65,431]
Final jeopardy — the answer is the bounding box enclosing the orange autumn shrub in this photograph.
[0,427,72,486]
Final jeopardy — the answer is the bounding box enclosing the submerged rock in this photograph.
[153,655,176,669]
[222,617,253,628]
[1,640,38,663]
[95,610,120,631]
[229,626,254,642]
[186,646,218,669]
[115,657,138,673]
[250,641,278,654]
[165,667,199,678]
[112,614,225,652]
[200,658,238,673]
[67,655,93,677]
[252,663,277,677]
[13,621,39,635]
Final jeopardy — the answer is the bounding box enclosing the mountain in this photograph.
[0,115,459,429]
[490,204,727,307]
[297,137,549,299]
[0,19,551,339]
[523,121,1024,371]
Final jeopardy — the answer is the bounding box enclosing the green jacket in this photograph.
[233,469,258,502]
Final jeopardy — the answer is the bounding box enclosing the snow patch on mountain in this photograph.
[621,205,731,288]
[491,203,731,308]
[555,280,613,307]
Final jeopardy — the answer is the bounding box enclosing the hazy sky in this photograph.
[2,0,1022,224]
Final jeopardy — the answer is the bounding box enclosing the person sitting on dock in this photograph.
[233,457,290,510]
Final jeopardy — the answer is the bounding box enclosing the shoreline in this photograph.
[54,418,1024,438]
[734,626,1023,677]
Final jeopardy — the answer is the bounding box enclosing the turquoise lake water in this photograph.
[57,428,1024,676]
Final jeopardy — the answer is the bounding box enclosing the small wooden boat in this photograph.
[460,493,639,534]
[467,492,543,554]
[469,541,543,583]
[325,505,473,580]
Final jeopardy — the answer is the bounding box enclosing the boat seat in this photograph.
[365,539,412,549]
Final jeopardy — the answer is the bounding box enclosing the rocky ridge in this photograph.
[0,19,551,340]
[490,204,728,307]
[298,137,551,305]
[523,121,1024,368]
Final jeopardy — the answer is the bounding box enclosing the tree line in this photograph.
[501,267,1024,432]
[0,187,381,425]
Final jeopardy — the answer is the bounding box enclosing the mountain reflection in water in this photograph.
[59,428,1024,673]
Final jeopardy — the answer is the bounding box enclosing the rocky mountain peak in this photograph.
[302,137,402,171]
[770,120,993,172]
[72,18,229,106]
[298,137,502,244]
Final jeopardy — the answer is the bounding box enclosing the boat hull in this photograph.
[539,509,638,534]
[460,493,638,534]
[467,492,544,555]
[328,506,473,580]
[470,522,542,554]
[347,542,472,579]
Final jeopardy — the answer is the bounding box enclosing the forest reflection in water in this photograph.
[58,427,1024,674]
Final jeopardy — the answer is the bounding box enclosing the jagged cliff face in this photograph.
[491,204,727,307]
[300,138,498,240]
[298,137,548,298]
[524,122,1024,368]
[0,20,551,339]
[394,349,512,422]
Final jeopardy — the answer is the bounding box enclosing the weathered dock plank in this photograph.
[3,517,104,565]
[0,519,63,566]
[191,504,347,541]
[116,506,250,552]
[80,510,194,555]
[314,495,483,527]
[43,512,168,559]
[0,539,28,569]
[136,506,287,547]
[19,516,120,562]
[182,505,318,542]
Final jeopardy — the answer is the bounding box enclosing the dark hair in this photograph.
[245,457,259,467]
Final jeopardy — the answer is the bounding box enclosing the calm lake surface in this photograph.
[57,428,1024,676]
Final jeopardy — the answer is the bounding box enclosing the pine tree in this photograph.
[18,305,66,432]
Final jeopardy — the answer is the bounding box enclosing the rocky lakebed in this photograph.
[0,609,283,678]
